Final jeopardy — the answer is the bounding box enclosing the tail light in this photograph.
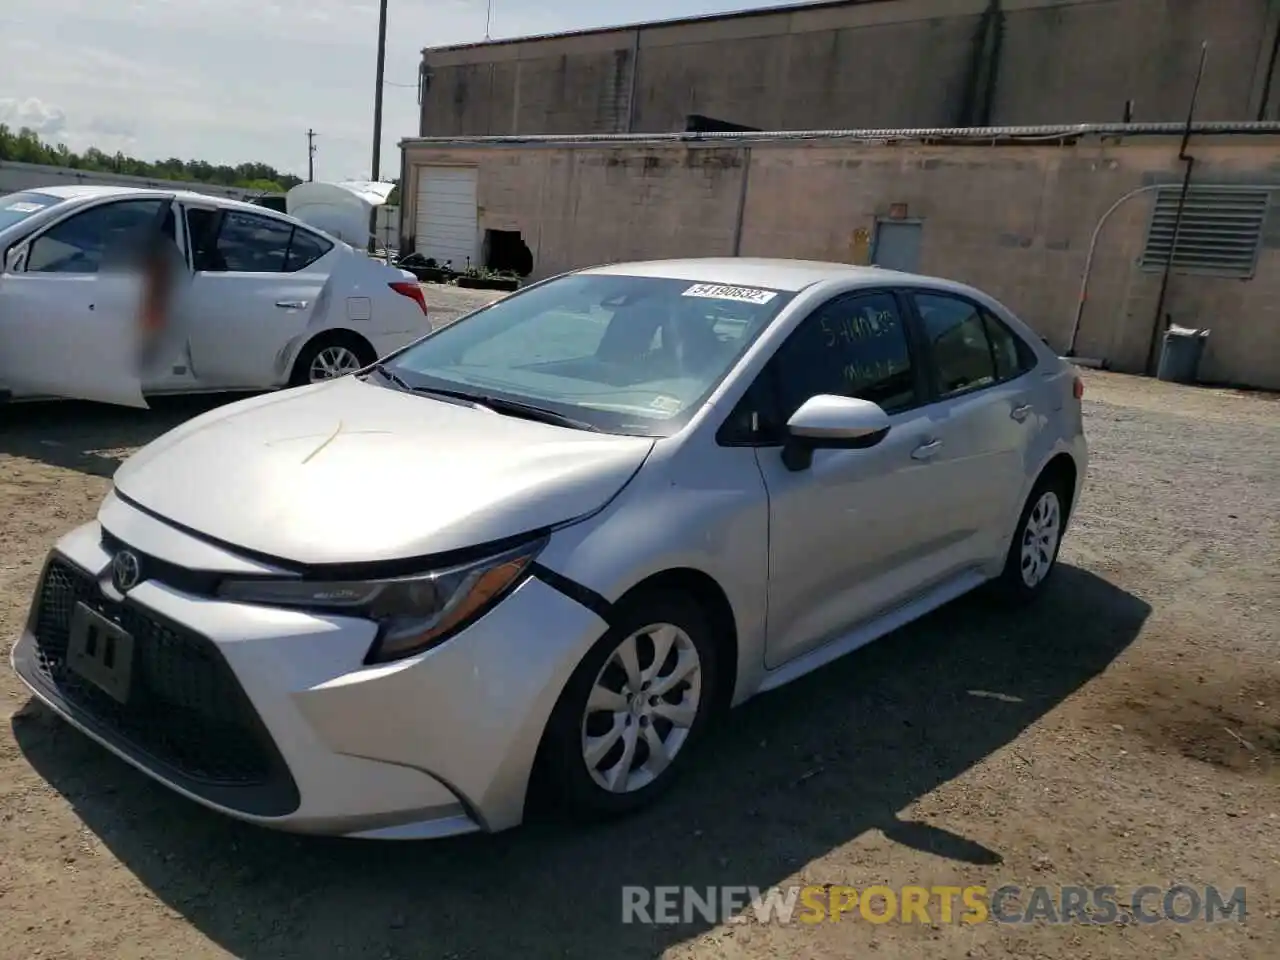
[1072,375,1085,400]
[389,281,428,316]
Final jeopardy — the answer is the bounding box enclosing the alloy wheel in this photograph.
[1020,489,1062,588]
[580,623,703,794]
[309,345,363,382]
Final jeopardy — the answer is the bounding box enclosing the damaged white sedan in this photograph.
[0,185,431,407]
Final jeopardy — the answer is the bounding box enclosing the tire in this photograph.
[994,474,1070,603]
[535,589,720,820]
[288,334,376,387]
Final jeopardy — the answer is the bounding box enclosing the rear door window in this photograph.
[911,293,998,398]
[211,211,293,272]
[195,210,333,273]
[982,310,1038,380]
[284,229,333,271]
[911,292,1037,397]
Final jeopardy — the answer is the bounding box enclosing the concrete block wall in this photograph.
[402,135,1280,389]
[420,0,1280,137]
[407,146,747,277]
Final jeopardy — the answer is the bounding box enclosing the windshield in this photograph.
[384,273,796,436]
[0,191,63,233]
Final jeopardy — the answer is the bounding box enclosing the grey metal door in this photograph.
[872,221,923,272]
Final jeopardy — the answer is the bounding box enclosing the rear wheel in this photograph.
[536,590,719,819]
[995,476,1069,602]
[289,335,375,386]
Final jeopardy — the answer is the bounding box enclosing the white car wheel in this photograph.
[290,336,376,387]
[308,345,364,382]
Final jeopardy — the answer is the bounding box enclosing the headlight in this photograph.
[217,538,545,664]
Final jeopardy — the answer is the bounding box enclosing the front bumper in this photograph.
[11,519,608,838]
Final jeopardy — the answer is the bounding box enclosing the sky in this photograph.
[0,0,792,183]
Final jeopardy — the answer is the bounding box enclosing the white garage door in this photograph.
[414,166,478,269]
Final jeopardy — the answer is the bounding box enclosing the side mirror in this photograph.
[3,244,28,273]
[782,394,891,472]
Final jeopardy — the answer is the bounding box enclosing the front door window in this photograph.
[26,200,165,274]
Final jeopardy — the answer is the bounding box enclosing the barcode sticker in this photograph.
[682,283,778,305]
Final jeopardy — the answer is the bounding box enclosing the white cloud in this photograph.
[0,97,67,137]
[0,96,140,155]
[0,0,789,181]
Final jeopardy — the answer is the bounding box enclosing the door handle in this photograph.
[275,300,308,309]
[1011,403,1033,422]
[911,439,943,461]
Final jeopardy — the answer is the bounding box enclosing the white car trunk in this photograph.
[286,181,395,250]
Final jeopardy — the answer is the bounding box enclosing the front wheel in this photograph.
[536,590,720,820]
[995,478,1068,602]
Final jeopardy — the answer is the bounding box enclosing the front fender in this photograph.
[535,441,770,708]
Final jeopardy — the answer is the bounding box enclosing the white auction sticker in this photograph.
[4,202,43,213]
[682,283,778,305]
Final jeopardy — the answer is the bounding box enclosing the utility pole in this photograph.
[371,0,389,183]
[306,128,317,182]
[369,0,389,253]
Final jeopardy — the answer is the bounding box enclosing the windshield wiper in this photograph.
[365,362,413,391]
[476,395,602,432]
[407,385,496,410]
[394,380,601,432]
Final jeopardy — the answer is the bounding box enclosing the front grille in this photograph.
[28,557,299,815]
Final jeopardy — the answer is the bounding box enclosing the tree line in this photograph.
[0,123,302,193]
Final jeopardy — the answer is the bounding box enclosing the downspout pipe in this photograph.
[1143,41,1207,374]
[1257,1,1280,121]
[732,147,752,256]
[625,28,641,133]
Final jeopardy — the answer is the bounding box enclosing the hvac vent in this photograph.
[1140,186,1271,278]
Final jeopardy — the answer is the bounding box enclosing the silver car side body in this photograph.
[9,258,1087,838]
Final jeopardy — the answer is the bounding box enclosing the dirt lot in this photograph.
[0,369,1275,960]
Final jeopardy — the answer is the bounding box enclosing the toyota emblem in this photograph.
[111,550,142,592]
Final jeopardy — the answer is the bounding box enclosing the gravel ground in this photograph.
[0,369,1275,960]
[419,282,504,327]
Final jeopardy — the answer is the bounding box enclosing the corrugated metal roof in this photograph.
[401,122,1280,149]
[422,0,891,54]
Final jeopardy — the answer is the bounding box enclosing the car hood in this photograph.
[112,377,655,566]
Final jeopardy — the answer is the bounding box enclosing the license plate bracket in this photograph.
[66,602,135,704]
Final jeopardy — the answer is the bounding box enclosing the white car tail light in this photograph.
[389,281,428,315]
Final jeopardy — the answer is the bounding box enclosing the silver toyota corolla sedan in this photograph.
[11,258,1087,839]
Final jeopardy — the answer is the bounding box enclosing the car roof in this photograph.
[579,257,931,292]
[18,183,269,214]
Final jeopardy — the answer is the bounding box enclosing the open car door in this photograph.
[0,194,179,408]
